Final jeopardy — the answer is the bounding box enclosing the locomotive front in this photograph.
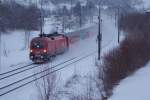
[29,37,49,63]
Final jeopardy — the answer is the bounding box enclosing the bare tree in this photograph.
[65,73,102,100]
[35,65,60,100]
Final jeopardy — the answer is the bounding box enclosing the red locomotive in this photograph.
[29,32,69,63]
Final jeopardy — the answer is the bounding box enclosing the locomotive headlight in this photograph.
[43,49,47,53]
[30,50,33,53]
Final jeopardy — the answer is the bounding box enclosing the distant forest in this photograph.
[0,1,41,32]
[0,0,143,32]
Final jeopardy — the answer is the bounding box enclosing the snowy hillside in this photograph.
[107,0,150,99]
[109,62,150,100]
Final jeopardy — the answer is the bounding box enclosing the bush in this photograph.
[100,12,150,97]
[102,38,150,97]
[119,12,150,40]
[103,13,150,96]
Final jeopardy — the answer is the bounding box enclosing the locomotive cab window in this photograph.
[31,41,45,49]
[51,37,55,40]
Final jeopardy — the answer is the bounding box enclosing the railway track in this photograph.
[0,63,34,76]
[0,51,96,97]
[0,31,115,97]
[0,64,39,81]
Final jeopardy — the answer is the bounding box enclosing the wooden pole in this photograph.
[117,7,120,43]
[98,5,102,60]
[0,32,2,70]
[40,0,44,35]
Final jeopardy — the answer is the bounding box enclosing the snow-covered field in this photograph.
[0,13,118,100]
[2,8,149,100]
[1,0,150,100]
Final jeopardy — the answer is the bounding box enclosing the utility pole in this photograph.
[69,0,73,30]
[40,0,44,35]
[62,14,65,33]
[79,5,82,27]
[0,15,1,69]
[98,5,102,60]
[97,3,107,99]
[0,32,1,70]
[117,7,120,43]
[70,0,73,16]
[62,6,66,33]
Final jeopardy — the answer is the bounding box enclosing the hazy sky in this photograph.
[143,0,150,8]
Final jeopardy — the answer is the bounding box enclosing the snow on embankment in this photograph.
[107,12,150,100]
[100,12,150,98]
[100,37,150,98]
[109,62,150,100]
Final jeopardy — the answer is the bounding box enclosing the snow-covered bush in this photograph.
[35,65,61,100]
[64,74,101,100]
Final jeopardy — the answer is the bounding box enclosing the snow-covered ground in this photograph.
[0,20,54,72]
[1,0,150,100]
[0,13,118,100]
[109,62,150,100]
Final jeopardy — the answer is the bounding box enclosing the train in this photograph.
[29,32,69,63]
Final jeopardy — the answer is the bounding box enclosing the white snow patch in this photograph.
[109,62,150,100]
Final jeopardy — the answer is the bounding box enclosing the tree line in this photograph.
[0,1,41,32]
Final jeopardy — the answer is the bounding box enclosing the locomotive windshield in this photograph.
[31,41,45,49]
